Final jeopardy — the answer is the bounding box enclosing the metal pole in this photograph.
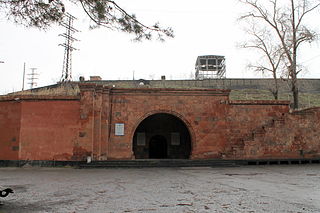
[22,62,26,91]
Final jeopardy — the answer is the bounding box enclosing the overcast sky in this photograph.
[1,0,320,94]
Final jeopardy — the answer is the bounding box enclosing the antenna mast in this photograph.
[28,68,39,89]
[22,62,26,91]
[59,13,78,82]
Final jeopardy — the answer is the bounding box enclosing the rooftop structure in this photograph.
[195,55,226,79]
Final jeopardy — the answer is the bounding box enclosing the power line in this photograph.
[27,68,39,89]
[59,13,79,82]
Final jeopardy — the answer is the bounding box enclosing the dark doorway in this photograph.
[133,113,191,159]
[149,135,167,159]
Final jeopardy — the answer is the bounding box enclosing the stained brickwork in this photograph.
[0,84,319,162]
[19,100,80,160]
[0,101,21,160]
[239,107,320,159]
[0,97,79,161]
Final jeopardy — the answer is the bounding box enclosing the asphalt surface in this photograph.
[0,164,319,213]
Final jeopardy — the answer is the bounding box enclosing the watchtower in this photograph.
[195,55,226,79]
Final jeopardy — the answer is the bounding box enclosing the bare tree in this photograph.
[0,0,174,41]
[239,0,320,108]
[240,25,285,100]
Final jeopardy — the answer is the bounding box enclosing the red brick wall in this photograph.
[77,85,109,160]
[77,87,95,160]
[225,101,289,159]
[240,107,320,159]
[2,85,319,162]
[78,85,291,160]
[76,85,234,160]
[0,101,21,160]
[19,100,80,161]
[106,89,230,159]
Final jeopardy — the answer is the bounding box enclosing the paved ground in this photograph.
[0,164,319,213]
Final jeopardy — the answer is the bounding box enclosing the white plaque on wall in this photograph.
[115,123,124,136]
[137,132,146,146]
[171,132,180,145]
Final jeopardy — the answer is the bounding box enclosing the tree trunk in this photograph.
[290,0,299,109]
[273,74,279,100]
[292,84,299,109]
[273,91,278,100]
[290,70,299,109]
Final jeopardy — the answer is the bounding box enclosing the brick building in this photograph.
[0,82,319,162]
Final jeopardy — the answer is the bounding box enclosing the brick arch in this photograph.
[130,109,196,156]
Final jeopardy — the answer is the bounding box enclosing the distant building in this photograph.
[195,55,226,79]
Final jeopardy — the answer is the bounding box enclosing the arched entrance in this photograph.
[133,113,191,159]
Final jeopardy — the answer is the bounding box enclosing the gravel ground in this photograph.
[0,164,320,213]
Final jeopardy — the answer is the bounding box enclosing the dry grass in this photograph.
[3,85,319,108]
[230,89,320,108]
[298,93,320,108]
[4,84,79,97]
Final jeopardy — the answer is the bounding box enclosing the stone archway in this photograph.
[133,113,191,159]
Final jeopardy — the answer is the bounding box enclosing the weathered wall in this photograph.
[76,85,110,160]
[19,99,80,161]
[1,84,319,162]
[78,84,293,160]
[107,88,231,160]
[88,78,320,93]
[0,101,21,160]
[239,107,320,159]
[80,79,320,108]
[225,100,290,159]
[77,85,233,160]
